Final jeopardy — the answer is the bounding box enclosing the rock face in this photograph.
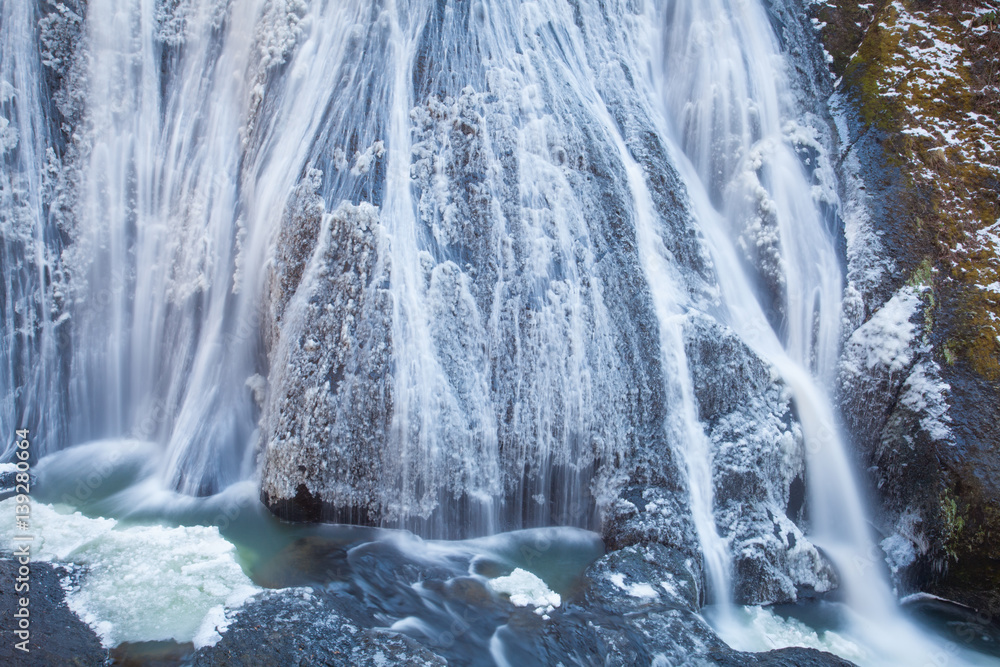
[806,0,1000,616]
[260,190,395,525]
[684,313,837,605]
[253,0,843,615]
[191,589,448,667]
[255,0,717,544]
[0,559,106,667]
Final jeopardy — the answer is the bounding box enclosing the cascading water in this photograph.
[654,0,859,609]
[4,0,1000,663]
[0,0,66,454]
[652,2,993,664]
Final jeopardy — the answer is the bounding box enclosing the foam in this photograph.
[711,605,868,664]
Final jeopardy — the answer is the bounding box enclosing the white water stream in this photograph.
[652,1,995,664]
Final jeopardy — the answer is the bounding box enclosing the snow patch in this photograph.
[843,287,921,374]
[881,534,917,575]
[899,362,953,442]
[606,571,660,599]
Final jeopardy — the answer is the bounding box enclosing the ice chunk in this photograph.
[488,568,561,612]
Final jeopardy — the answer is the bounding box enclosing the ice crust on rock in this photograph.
[683,313,836,605]
[0,500,259,648]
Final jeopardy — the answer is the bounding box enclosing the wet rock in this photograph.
[498,605,727,667]
[190,589,447,667]
[194,542,857,667]
[109,640,195,666]
[582,542,702,613]
[260,55,693,538]
[683,312,837,605]
[0,469,35,503]
[260,199,395,526]
[602,484,699,560]
[706,646,856,666]
[810,0,1000,618]
[0,558,106,667]
[499,545,855,666]
[838,285,955,592]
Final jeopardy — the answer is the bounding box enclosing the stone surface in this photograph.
[260,198,394,526]
[808,0,1000,616]
[0,558,106,667]
[497,546,855,666]
[191,589,448,667]
[685,313,837,606]
[192,546,856,667]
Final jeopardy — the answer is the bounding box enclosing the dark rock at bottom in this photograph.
[0,558,106,667]
[707,647,856,666]
[192,543,857,667]
[189,589,446,667]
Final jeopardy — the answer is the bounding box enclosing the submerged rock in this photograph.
[484,544,856,666]
[192,544,856,667]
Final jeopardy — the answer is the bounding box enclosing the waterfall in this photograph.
[0,0,878,562]
[651,2,976,662]
[3,0,994,663]
[1,0,67,454]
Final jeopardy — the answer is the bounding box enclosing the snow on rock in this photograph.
[881,533,917,576]
[841,286,921,376]
[606,571,660,600]
[898,361,953,442]
[840,283,954,446]
[683,312,836,605]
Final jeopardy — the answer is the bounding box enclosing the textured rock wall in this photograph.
[256,0,840,604]
[261,194,394,524]
[807,0,1000,614]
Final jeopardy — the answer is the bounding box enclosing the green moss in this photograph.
[820,0,1000,380]
[940,491,966,561]
[908,258,934,289]
[844,21,904,133]
[814,0,1000,612]
[975,11,997,28]
[943,341,957,365]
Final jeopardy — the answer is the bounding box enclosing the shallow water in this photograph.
[8,442,999,665]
